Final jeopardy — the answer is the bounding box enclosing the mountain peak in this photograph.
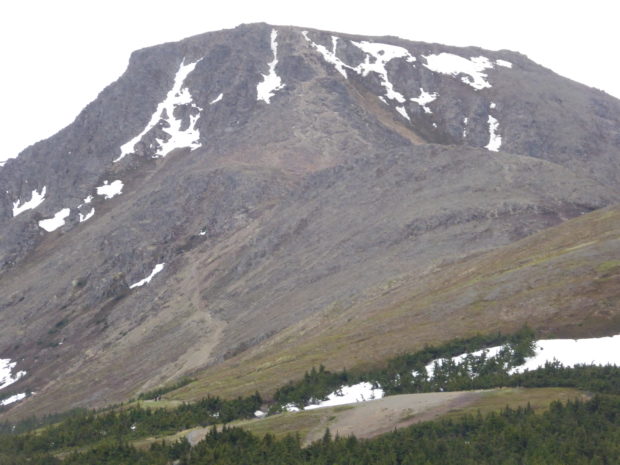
[1,24,619,418]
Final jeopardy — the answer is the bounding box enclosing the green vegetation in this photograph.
[2,396,618,464]
[1,329,618,463]
[0,393,261,457]
[136,377,196,401]
[273,327,537,409]
[272,328,619,411]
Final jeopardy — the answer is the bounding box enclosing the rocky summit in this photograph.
[1,23,619,418]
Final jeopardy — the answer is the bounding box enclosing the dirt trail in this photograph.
[185,390,485,446]
[304,391,483,443]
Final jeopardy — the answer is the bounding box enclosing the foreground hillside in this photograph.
[167,204,620,401]
[1,23,619,418]
[1,352,618,464]
[185,388,588,446]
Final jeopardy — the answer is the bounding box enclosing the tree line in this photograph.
[2,395,617,464]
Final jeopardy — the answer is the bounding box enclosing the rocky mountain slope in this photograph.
[1,23,619,418]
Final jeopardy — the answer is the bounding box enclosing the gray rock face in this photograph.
[1,23,619,416]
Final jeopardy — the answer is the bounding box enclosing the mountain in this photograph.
[1,23,619,419]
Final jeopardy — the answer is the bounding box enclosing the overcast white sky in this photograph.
[1,0,619,161]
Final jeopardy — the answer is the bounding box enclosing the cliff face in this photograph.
[1,23,619,417]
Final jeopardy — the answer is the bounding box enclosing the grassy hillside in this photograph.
[169,205,620,401]
[127,387,586,450]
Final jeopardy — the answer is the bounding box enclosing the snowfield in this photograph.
[0,359,26,391]
[0,393,26,406]
[511,335,620,373]
[38,208,70,232]
[304,382,385,410]
[285,334,619,413]
[424,334,620,378]
[96,180,124,199]
[256,29,285,103]
[12,186,46,216]
[130,263,165,289]
[115,58,202,162]
[423,53,494,90]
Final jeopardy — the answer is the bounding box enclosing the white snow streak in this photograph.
[0,359,26,391]
[410,88,438,114]
[256,29,285,103]
[304,32,416,104]
[79,207,95,223]
[395,106,410,121]
[12,186,46,217]
[351,40,415,103]
[496,59,513,68]
[284,403,300,412]
[96,180,123,199]
[304,32,436,123]
[38,208,70,232]
[462,117,469,138]
[425,346,504,379]
[511,335,620,373]
[115,59,202,162]
[485,115,502,151]
[0,393,26,406]
[423,53,494,90]
[305,382,385,410]
[209,93,223,104]
[283,382,385,412]
[303,32,349,79]
[423,334,620,379]
[129,263,165,289]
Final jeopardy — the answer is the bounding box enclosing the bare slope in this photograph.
[1,23,619,418]
[168,204,620,401]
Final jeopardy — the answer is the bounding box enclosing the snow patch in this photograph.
[115,58,202,162]
[13,186,46,217]
[129,263,165,289]
[424,53,494,90]
[79,207,95,223]
[284,403,300,412]
[485,115,502,151]
[423,334,620,379]
[351,40,416,103]
[511,335,620,373]
[0,393,26,406]
[395,106,410,121]
[254,410,266,418]
[0,359,26,391]
[39,208,70,232]
[304,33,434,123]
[490,102,497,109]
[462,117,469,138]
[410,88,438,114]
[425,346,504,379]
[496,59,513,68]
[303,32,349,79]
[256,29,285,103]
[304,382,385,410]
[96,180,123,199]
[209,93,223,104]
